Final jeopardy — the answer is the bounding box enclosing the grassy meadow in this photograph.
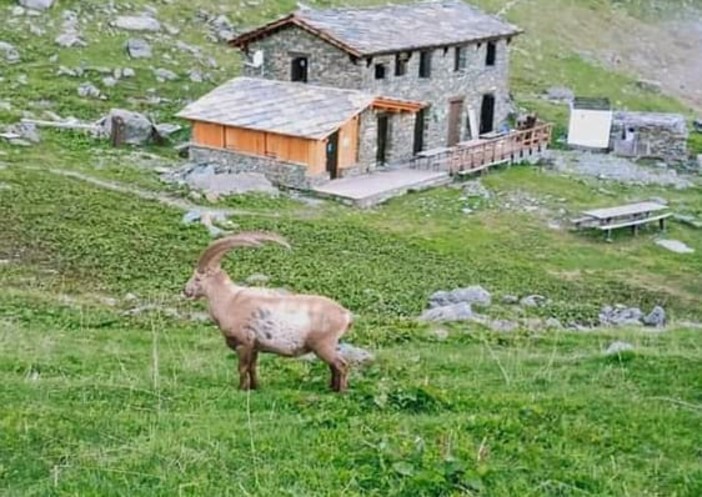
[2,0,702,495]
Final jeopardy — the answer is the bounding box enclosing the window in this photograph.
[395,52,409,76]
[485,41,496,67]
[290,55,308,82]
[374,63,386,80]
[419,50,432,78]
[454,46,466,71]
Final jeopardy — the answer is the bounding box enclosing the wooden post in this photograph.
[110,115,125,148]
[659,217,666,232]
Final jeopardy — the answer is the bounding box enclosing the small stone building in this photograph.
[610,111,689,163]
[180,0,522,189]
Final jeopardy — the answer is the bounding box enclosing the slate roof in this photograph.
[176,77,375,139]
[230,0,522,56]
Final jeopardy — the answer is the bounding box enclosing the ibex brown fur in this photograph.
[183,232,354,392]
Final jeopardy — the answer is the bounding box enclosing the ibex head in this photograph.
[183,231,291,300]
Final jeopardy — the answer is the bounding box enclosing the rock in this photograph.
[655,239,694,254]
[598,305,644,327]
[184,171,278,197]
[642,306,666,328]
[245,273,270,285]
[154,68,178,82]
[77,82,102,99]
[102,76,118,88]
[55,32,86,48]
[461,179,491,199]
[0,41,20,63]
[673,214,702,229]
[605,341,635,356]
[648,196,668,206]
[520,295,547,308]
[113,15,161,32]
[122,67,136,78]
[487,319,518,333]
[428,286,491,308]
[19,0,54,10]
[635,79,662,93]
[337,343,374,366]
[419,302,474,322]
[545,86,574,103]
[188,69,204,83]
[545,317,563,329]
[155,123,181,138]
[431,327,449,340]
[125,38,152,59]
[99,109,156,145]
[501,294,519,305]
[693,119,702,133]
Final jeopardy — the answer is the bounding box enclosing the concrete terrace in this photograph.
[312,169,450,208]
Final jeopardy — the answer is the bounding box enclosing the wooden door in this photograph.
[326,131,339,179]
[447,98,463,146]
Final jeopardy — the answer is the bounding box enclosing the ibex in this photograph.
[182,232,354,392]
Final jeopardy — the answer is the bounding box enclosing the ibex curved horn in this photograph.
[196,231,290,272]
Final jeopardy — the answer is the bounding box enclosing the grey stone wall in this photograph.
[610,112,689,163]
[190,145,329,190]
[386,111,416,164]
[242,26,363,88]
[357,110,378,170]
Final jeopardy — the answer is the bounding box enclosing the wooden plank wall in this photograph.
[336,114,360,170]
[192,121,328,172]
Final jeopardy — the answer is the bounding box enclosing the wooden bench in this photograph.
[573,201,671,241]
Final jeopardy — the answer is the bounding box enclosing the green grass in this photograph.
[2,0,702,494]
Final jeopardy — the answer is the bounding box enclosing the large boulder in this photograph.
[19,0,55,10]
[428,286,491,308]
[642,306,666,328]
[599,305,644,327]
[112,15,161,32]
[419,302,474,323]
[100,109,156,145]
[125,38,152,59]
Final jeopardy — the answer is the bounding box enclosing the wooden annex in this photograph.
[177,77,424,181]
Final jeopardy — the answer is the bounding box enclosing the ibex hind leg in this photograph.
[313,343,349,393]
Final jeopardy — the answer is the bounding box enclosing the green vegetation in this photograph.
[1,0,702,495]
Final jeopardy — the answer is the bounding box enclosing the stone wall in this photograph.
[610,112,689,163]
[189,145,329,190]
[242,26,363,88]
[386,111,416,164]
[357,110,378,170]
[242,26,513,152]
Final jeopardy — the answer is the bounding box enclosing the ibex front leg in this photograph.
[236,345,255,391]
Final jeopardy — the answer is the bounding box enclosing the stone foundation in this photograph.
[189,146,329,190]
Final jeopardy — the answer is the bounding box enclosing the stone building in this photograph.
[610,112,689,163]
[179,0,522,189]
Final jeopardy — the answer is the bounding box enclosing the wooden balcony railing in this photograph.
[409,122,553,174]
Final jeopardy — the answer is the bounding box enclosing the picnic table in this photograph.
[572,201,671,241]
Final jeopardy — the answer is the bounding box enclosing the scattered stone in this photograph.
[102,76,118,88]
[520,295,547,308]
[501,294,519,305]
[19,0,55,11]
[486,319,518,333]
[461,179,491,200]
[154,68,178,82]
[0,41,20,63]
[635,79,662,93]
[642,306,666,328]
[112,15,161,32]
[126,38,152,59]
[545,86,574,103]
[188,69,204,83]
[431,327,449,340]
[176,40,201,56]
[155,123,181,138]
[98,109,156,145]
[55,32,86,48]
[673,214,702,229]
[428,286,491,308]
[599,305,644,327]
[605,341,635,356]
[12,5,26,16]
[300,343,374,366]
[655,239,694,254]
[419,302,474,322]
[545,317,563,329]
[77,82,102,99]
[122,67,136,78]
